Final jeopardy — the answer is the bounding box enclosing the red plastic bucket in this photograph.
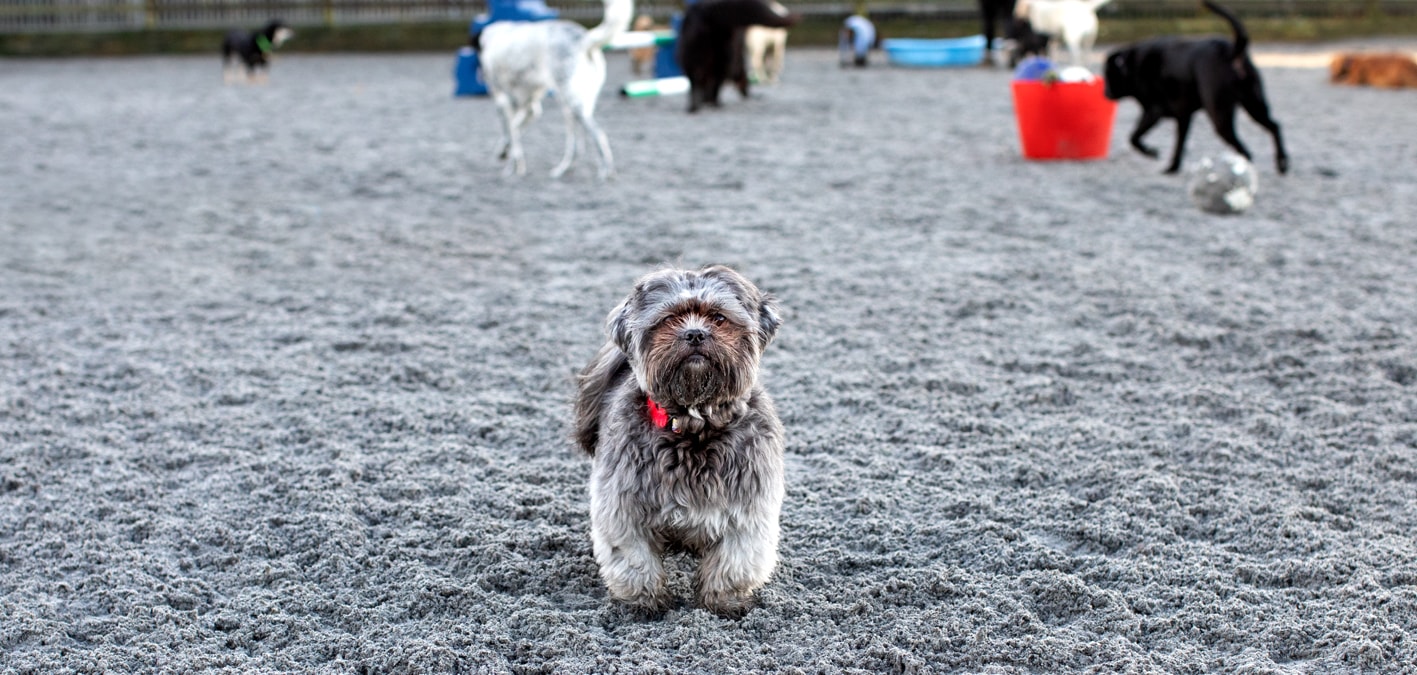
[1011,79,1117,160]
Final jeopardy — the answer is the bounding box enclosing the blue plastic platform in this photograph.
[882,35,987,68]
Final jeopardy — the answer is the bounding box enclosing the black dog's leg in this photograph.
[730,28,750,99]
[1165,112,1195,174]
[1238,91,1289,174]
[1129,108,1164,160]
[687,76,705,113]
[1206,104,1255,167]
[705,37,732,107]
[705,71,724,106]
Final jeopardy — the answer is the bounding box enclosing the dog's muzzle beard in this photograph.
[642,326,756,432]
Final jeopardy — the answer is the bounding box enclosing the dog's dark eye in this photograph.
[711,313,727,325]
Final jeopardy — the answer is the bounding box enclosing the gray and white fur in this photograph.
[476,0,632,179]
[573,265,785,616]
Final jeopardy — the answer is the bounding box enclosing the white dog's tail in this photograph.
[581,0,635,54]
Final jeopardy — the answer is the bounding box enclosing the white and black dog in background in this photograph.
[222,20,294,84]
[1013,0,1110,67]
[475,0,633,179]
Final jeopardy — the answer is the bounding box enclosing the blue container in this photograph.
[654,13,684,79]
[1012,56,1055,81]
[882,35,986,68]
[454,47,484,97]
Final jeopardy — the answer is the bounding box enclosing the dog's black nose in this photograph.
[682,328,708,345]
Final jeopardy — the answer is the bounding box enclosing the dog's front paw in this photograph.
[605,572,670,615]
[1277,156,1290,175]
[610,597,672,622]
[697,589,756,619]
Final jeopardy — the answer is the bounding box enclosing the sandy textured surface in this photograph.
[3,41,1417,673]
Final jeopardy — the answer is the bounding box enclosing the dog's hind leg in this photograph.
[1238,87,1289,174]
[496,98,542,160]
[492,94,529,176]
[1205,103,1255,168]
[550,103,582,178]
[567,105,614,180]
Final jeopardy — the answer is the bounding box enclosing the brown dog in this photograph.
[1330,52,1417,89]
[629,14,661,76]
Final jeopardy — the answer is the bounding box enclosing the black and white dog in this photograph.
[677,0,797,113]
[1103,0,1288,174]
[1007,17,1051,68]
[475,0,632,179]
[1014,0,1110,67]
[222,20,294,84]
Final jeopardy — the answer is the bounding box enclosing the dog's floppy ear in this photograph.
[755,292,782,348]
[605,294,636,355]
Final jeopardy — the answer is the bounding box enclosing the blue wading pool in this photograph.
[882,35,987,67]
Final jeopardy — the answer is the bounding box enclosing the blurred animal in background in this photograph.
[977,0,1016,66]
[1329,52,1417,89]
[1014,0,1109,66]
[1006,16,1050,68]
[1103,0,1288,175]
[745,26,788,84]
[629,14,663,76]
[221,20,294,84]
[838,14,878,68]
[677,0,798,113]
[474,0,633,179]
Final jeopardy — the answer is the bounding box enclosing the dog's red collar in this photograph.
[646,397,680,433]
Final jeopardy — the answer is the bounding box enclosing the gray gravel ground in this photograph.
[3,42,1417,673]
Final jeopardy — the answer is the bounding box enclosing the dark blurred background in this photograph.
[3,0,1416,56]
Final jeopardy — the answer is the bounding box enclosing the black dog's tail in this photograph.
[1202,0,1248,59]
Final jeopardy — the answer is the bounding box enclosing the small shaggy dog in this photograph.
[475,0,633,178]
[745,25,788,84]
[1014,0,1110,66]
[574,265,785,616]
[677,0,797,113]
[1330,52,1417,89]
[1104,0,1288,175]
[221,20,294,84]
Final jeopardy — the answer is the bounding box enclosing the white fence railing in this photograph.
[1,0,1414,34]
